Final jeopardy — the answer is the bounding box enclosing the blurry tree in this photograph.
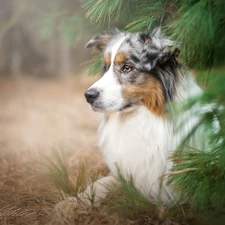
[83,0,225,224]
[0,0,92,76]
[37,0,87,76]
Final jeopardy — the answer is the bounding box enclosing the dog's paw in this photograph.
[54,197,79,213]
[51,197,94,225]
[54,193,94,214]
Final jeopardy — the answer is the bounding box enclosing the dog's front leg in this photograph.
[54,175,119,211]
[78,175,119,206]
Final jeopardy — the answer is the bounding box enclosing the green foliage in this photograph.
[40,149,90,197]
[85,56,102,75]
[105,169,189,224]
[170,0,225,70]
[83,0,225,70]
[83,0,137,28]
[168,72,225,224]
[83,0,225,223]
[107,169,154,215]
[41,150,76,196]
[126,1,179,32]
[44,152,187,224]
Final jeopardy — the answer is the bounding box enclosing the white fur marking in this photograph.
[88,36,127,112]
[98,77,206,204]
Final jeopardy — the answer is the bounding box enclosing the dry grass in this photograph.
[0,148,53,224]
[0,75,102,225]
[0,75,192,225]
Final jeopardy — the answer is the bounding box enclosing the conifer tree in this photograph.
[83,0,225,224]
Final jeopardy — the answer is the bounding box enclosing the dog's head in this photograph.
[84,28,179,116]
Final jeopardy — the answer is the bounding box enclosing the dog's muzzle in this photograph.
[84,88,99,104]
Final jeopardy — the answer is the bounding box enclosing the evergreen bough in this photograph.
[83,0,225,224]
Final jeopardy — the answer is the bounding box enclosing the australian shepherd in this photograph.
[59,28,205,208]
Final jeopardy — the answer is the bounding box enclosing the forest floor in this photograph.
[0,75,189,225]
[0,75,109,225]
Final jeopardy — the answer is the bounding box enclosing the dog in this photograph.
[58,28,206,209]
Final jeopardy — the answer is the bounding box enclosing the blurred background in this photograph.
[0,0,101,154]
[0,0,95,76]
[0,2,105,221]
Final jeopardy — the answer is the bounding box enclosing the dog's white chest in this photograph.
[98,106,177,203]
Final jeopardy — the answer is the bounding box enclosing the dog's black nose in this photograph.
[84,88,99,104]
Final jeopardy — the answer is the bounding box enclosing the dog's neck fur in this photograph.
[98,72,202,204]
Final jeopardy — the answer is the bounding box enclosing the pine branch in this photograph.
[83,0,136,27]
[169,0,225,69]
[83,1,225,222]
[126,0,179,32]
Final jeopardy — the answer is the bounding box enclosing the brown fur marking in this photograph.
[104,54,111,68]
[123,76,165,116]
[114,52,127,65]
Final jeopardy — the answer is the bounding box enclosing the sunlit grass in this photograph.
[0,147,193,225]
[42,151,191,225]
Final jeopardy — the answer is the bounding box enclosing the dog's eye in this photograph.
[122,65,132,73]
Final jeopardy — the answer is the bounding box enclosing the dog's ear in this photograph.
[139,28,173,47]
[149,27,173,49]
[139,27,179,71]
[85,29,120,52]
